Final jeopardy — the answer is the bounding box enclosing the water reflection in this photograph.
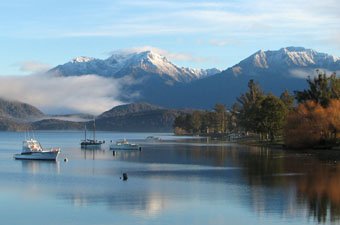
[3,133,340,225]
[112,151,142,160]
[104,143,340,224]
[20,160,60,174]
[81,148,106,160]
[238,147,340,224]
[297,163,340,223]
[66,191,167,216]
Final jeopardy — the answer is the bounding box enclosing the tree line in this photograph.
[173,71,340,149]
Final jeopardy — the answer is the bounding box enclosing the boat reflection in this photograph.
[81,148,106,160]
[67,192,167,216]
[20,160,60,174]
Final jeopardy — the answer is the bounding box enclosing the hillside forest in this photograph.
[173,72,340,149]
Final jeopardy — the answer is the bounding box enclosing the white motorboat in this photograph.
[110,139,141,151]
[14,139,60,161]
[145,136,161,142]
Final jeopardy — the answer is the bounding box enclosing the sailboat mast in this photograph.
[93,117,96,141]
[84,124,87,140]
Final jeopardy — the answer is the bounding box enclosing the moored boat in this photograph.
[81,119,104,148]
[145,136,161,142]
[14,139,60,161]
[110,139,141,151]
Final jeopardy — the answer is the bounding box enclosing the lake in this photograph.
[1,131,340,225]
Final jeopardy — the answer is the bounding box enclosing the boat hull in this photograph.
[81,143,102,149]
[14,151,59,161]
[109,145,140,151]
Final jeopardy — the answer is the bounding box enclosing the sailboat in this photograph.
[80,118,104,148]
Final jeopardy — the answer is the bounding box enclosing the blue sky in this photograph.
[0,0,339,75]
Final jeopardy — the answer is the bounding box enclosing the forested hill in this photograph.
[94,103,188,132]
[0,100,189,131]
[0,98,44,120]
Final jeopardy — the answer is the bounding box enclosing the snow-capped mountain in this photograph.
[48,47,339,110]
[50,51,220,83]
[228,47,340,77]
[135,47,339,109]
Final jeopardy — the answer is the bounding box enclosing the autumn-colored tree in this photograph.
[284,100,340,148]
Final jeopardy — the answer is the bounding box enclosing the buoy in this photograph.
[122,173,128,181]
[64,158,68,162]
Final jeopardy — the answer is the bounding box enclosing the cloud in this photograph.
[289,69,313,79]
[327,31,340,50]
[289,69,340,79]
[16,61,52,73]
[114,46,208,63]
[209,38,241,47]
[0,74,124,115]
[3,0,338,54]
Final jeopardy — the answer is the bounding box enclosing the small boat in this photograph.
[81,119,104,148]
[110,139,141,151]
[145,136,161,142]
[80,139,104,148]
[14,138,60,161]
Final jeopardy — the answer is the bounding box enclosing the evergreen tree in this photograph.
[237,80,264,132]
[227,103,240,132]
[191,111,202,134]
[295,72,339,107]
[214,104,227,133]
[258,94,287,141]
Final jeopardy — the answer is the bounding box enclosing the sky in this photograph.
[0,0,339,114]
[0,0,339,75]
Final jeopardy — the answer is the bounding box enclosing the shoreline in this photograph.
[177,133,340,151]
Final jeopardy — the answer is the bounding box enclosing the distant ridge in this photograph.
[0,98,188,131]
[98,102,163,118]
[95,102,187,132]
[0,98,44,121]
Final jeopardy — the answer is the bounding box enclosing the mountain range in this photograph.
[1,47,339,131]
[49,47,340,109]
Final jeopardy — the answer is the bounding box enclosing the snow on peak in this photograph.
[51,49,220,82]
[244,47,339,69]
[283,47,307,52]
[71,56,96,63]
[252,50,268,68]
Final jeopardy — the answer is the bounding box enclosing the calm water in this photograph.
[1,131,340,225]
